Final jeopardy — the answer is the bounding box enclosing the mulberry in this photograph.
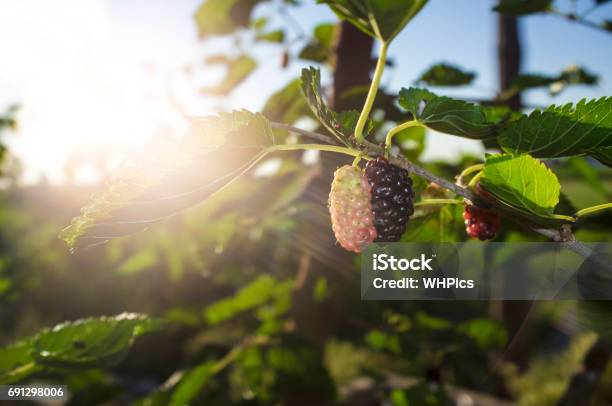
[328,165,377,253]
[365,157,415,242]
[463,203,500,240]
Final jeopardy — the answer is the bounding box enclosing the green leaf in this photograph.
[365,329,401,354]
[170,361,215,406]
[255,29,285,43]
[33,313,162,368]
[417,63,475,87]
[201,55,257,95]
[318,0,428,42]
[60,110,274,249]
[204,275,284,324]
[398,87,502,139]
[509,65,598,96]
[401,204,464,242]
[0,340,37,384]
[262,78,312,124]
[300,67,363,146]
[457,319,507,348]
[0,314,162,383]
[298,23,337,63]
[251,16,268,30]
[116,248,159,275]
[497,97,612,166]
[493,0,552,15]
[590,146,612,167]
[194,0,269,38]
[480,154,561,217]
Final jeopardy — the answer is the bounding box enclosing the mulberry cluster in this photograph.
[463,203,500,240]
[365,157,415,242]
[328,165,377,253]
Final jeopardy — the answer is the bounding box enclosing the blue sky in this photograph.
[0,0,610,182]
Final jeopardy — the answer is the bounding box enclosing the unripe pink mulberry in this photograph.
[328,165,377,253]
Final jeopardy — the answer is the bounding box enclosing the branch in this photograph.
[271,122,597,259]
[270,122,480,202]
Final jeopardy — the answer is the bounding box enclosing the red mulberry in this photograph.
[328,165,377,252]
[463,203,500,240]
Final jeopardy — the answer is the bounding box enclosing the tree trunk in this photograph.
[497,14,522,110]
[290,22,375,348]
[331,21,375,110]
[492,14,535,397]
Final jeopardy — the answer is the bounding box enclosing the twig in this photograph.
[271,122,598,259]
[549,9,611,34]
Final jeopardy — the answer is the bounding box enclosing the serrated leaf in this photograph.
[60,110,274,249]
[194,0,269,38]
[255,29,284,43]
[318,0,428,42]
[480,154,560,218]
[398,87,502,139]
[33,313,162,368]
[300,67,363,146]
[0,314,162,383]
[201,55,257,95]
[298,23,337,63]
[417,63,475,87]
[493,0,552,15]
[498,97,612,166]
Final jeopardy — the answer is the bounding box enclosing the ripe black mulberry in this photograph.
[365,157,415,242]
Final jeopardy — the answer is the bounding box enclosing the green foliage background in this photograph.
[1,0,612,405]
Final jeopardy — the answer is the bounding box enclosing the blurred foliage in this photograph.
[417,63,476,87]
[0,0,611,405]
[298,23,337,64]
[262,78,312,124]
[201,55,257,95]
[508,65,598,96]
[493,0,552,15]
[194,0,268,38]
[502,332,602,405]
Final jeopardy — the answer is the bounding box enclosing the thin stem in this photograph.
[457,163,484,186]
[575,203,612,218]
[267,143,360,157]
[352,155,362,167]
[414,199,463,207]
[384,120,423,152]
[354,41,388,145]
[468,172,483,188]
